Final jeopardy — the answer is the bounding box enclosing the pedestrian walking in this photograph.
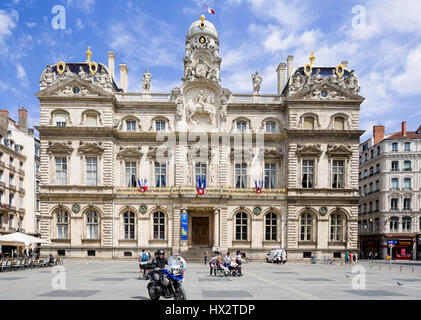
[224,252,231,268]
[281,250,287,264]
[274,251,281,265]
[204,251,208,265]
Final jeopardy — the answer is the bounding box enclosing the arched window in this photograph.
[86,210,99,239]
[334,117,345,130]
[303,117,315,130]
[153,211,165,240]
[235,212,248,241]
[330,213,343,241]
[56,210,69,239]
[123,211,135,240]
[300,212,314,241]
[265,213,277,241]
[402,216,412,232]
[266,121,276,133]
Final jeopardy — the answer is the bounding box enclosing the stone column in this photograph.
[213,208,220,250]
[180,207,189,253]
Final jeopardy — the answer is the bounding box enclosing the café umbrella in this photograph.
[0,232,50,247]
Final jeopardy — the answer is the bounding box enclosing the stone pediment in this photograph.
[326,144,352,158]
[296,144,322,158]
[263,147,283,159]
[37,77,112,98]
[288,81,363,102]
[118,147,143,159]
[78,143,104,156]
[147,146,174,160]
[47,142,74,155]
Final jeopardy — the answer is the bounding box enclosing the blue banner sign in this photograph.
[387,240,398,244]
[181,211,188,241]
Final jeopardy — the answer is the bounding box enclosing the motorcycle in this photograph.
[140,256,187,300]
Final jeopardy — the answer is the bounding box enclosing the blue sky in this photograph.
[1,0,421,140]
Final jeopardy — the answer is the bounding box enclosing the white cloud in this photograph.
[66,0,96,13]
[391,44,421,95]
[76,18,84,30]
[0,9,18,41]
[25,22,36,28]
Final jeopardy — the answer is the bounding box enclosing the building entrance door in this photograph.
[192,217,209,247]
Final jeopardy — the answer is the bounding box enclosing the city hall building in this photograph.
[36,16,364,260]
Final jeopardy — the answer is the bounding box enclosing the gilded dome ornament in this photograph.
[86,47,92,63]
[336,64,345,78]
[303,63,313,77]
[89,61,99,76]
[56,61,66,75]
[199,14,206,29]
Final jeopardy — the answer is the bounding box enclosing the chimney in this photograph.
[119,64,128,92]
[402,121,407,136]
[18,107,28,133]
[108,51,115,80]
[0,110,9,137]
[276,63,287,95]
[286,55,294,84]
[373,125,385,145]
[341,61,349,69]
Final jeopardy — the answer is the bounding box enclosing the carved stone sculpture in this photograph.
[187,90,215,124]
[252,71,262,94]
[142,68,152,92]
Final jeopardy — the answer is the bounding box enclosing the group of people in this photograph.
[344,252,358,264]
[208,251,243,277]
[273,250,287,265]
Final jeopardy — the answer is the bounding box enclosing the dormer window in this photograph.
[334,117,345,130]
[237,121,247,133]
[86,114,97,127]
[303,117,315,130]
[126,120,136,132]
[266,121,276,133]
[56,113,67,127]
[156,121,166,132]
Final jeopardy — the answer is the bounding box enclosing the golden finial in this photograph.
[200,15,206,22]
[309,51,315,65]
[86,47,92,63]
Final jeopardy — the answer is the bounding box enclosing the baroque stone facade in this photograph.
[36,16,363,260]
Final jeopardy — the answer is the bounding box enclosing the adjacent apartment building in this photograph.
[359,122,421,260]
[0,108,41,241]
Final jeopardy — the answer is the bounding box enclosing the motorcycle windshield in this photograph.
[167,256,181,269]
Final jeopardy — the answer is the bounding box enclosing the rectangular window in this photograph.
[19,196,24,209]
[195,162,207,184]
[404,178,411,190]
[264,163,276,189]
[86,158,98,186]
[404,161,411,171]
[126,120,136,131]
[19,178,23,189]
[9,174,14,187]
[125,162,137,187]
[405,142,411,152]
[266,122,276,133]
[155,162,167,188]
[9,193,14,207]
[391,199,398,211]
[9,157,13,167]
[391,178,399,191]
[36,199,40,212]
[35,180,39,191]
[392,143,398,152]
[332,160,344,189]
[235,163,247,188]
[302,160,314,188]
[55,157,67,185]
[376,164,380,173]
[86,115,97,127]
[391,161,399,172]
[404,199,411,211]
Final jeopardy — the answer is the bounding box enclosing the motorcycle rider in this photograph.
[151,249,168,283]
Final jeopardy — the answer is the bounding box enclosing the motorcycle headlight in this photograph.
[172,269,181,276]
[161,276,170,286]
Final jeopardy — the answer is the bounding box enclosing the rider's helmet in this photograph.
[156,249,165,256]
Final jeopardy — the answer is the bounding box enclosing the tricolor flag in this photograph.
[138,178,148,193]
[254,180,264,194]
[196,176,207,195]
[202,1,215,14]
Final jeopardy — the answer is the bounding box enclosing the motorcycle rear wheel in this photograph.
[174,287,187,300]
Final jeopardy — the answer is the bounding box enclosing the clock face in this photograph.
[72,204,80,213]
[319,207,327,216]
[254,207,262,215]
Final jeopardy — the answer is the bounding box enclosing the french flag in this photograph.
[203,1,215,14]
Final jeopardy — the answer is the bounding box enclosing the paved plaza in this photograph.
[0,260,421,300]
